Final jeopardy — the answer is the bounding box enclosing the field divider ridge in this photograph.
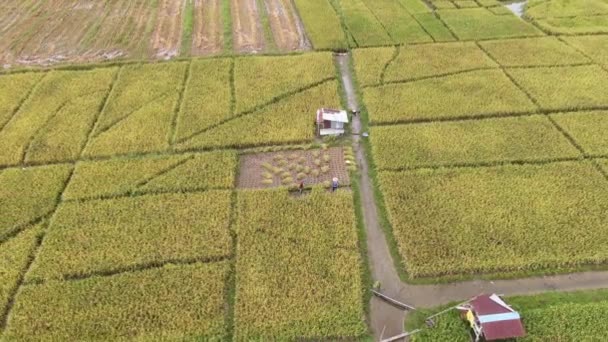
[169,59,193,145]
[223,188,238,341]
[0,72,49,134]
[132,154,195,190]
[0,213,52,246]
[379,45,400,85]
[63,185,234,204]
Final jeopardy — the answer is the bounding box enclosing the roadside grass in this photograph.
[562,35,608,66]
[378,161,608,279]
[0,73,42,129]
[479,36,590,67]
[551,111,608,157]
[505,65,608,111]
[4,262,229,340]
[369,115,581,170]
[406,289,608,341]
[383,42,497,83]
[233,188,367,340]
[293,0,348,50]
[256,0,278,53]
[0,165,72,240]
[437,7,543,40]
[63,151,237,200]
[364,69,536,124]
[334,0,393,47]
[359,0,433,44]
[0,69,115,166]
[27,191,232,282]
[174,58,232,141]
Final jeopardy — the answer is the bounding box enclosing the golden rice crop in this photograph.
[352,47,396,87]
[370,116,580,170]
[234,53,336,113]
[562,35,608,66]
[437,8,542,40]
[0,72,43,129]
[0,69,116,166]
[293,0,348,50]
[358,0,432,44]
[27,191,232,282]
[234,188,367,340]
[174,58,232,142]
[379,161,608,278]
[5,262,229,340]
[0,164,72,239]
[551,111,608,157]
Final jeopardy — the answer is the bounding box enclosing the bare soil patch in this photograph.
[263,0,310,51]
[231,0,265,53]
[151,0,186,59]
[238,147,351,189]
[192,0,224,55]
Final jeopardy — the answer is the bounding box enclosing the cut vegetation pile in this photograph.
[355,33,608,280]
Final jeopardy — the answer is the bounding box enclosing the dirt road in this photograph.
[335,53,608,341]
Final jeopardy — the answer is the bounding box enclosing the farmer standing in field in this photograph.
[331,177,339,192]
[299,180,304,194]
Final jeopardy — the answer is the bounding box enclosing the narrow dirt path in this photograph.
[335,53,608,341]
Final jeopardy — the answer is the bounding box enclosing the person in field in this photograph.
[332,177,339,192]
[299,180,304,194]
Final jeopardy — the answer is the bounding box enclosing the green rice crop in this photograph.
[293,0,348,50]
[383,42,497,83]
[364,70,536,124]
[334,0,392,47]
[378,161,608,278]
[526,0,608,19]
[438,8,542,40]
[359,0,432,44]
[174,58,232,142]
[176,81,340,150]
[84,63,187,157]
[0,224,42,314]
[506,65,608,111]
[433,0,456,9]
[234,53,335,113]
[5,262,229,340]
[0,72,42,129]
[551,111,608,156]
[412,13,457,42]
[477,0,501,6]
[0,69,115,166]
[479,36,590,67]
[398,0,432,13]
[562,35,608,66]
[0,164,71,239]
[352,47,396,87]
[532,16,608,35]
[370,116,580,169]
[234,188,366,340]
[27,191,232,282]
[409,290,608,341]
[454,0,478,8]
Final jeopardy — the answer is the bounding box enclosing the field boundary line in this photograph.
[25,254,233,287]
[0,214,52,246]
[229,57,236,115]
[175,76,336,144]
[169,59,192,145]
[224,189,238,341]
[21,90,106,164]
[63,186,234,204]
[0,72,49,135]
[557,36,608,74]
[379,45,400,85]
[327,0,359,47]
[359,0,396,44]
[80,66,123,159]
[0,165,75,335]
[367,65,497,89]
[133,154,195,190]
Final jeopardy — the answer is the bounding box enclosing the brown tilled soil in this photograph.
[238,147,351,189]
[231,0,265,53]
[150,0,186,59]
[263,0,310,51]
[191,0,224,55]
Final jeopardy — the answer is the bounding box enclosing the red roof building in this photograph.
[457,294,526,341]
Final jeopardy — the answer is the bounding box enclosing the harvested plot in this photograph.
[364,69,536,124]
[5,262,229,340]
[0,224,42,313]
[231,0,265,53]
[174,58,232,142]
[0,164,71,240]
[378,161,608,278]
[150,0,187,60]
[234,188,366,340]
[28,191,231,282]
[293,0,347,50]
[370,116,580,170]
[409,290,608,341]
[264,0,310,51]
[84,62,187,158]
[551,111,608,157]
[0,72,42,129]
[525,0,608,34]
[438,8,542,40]
[63,151,237,200]
[0,68,115,166]
[238,147,351,188]
[478,36,590,67]
[176,80,341,150]
[506,65,608,111]
[191,0,224,55]
[562,35,608,66]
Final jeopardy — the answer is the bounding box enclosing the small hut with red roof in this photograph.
[457,294,526,341]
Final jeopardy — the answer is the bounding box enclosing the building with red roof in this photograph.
[457,294,526,341]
